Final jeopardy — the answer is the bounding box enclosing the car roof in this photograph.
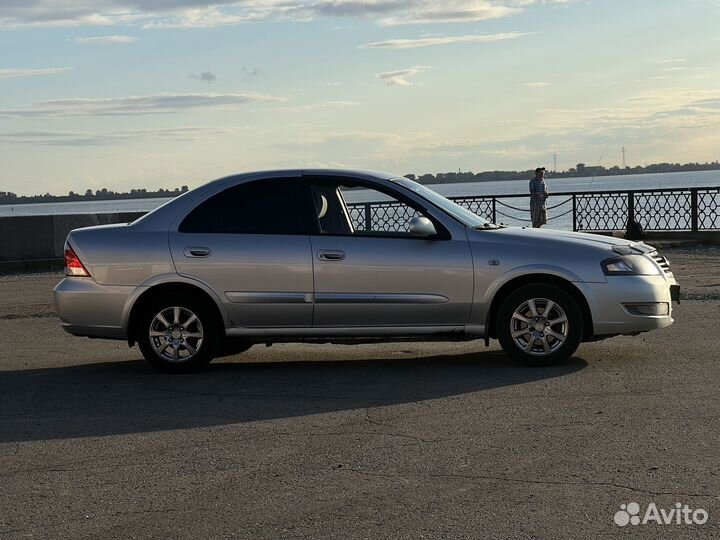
[215,168,400,184]
[132,168,402,229]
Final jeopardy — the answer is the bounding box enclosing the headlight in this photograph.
[601,255,660,276]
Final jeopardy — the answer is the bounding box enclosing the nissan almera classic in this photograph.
[54,169,679,372]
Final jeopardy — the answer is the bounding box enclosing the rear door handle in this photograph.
[317,249,346,261]
[184,246,211,258]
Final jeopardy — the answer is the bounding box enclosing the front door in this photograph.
[302,176,474,328]
[169,176,313,328]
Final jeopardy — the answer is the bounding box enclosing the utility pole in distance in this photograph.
[622,146,626,169]
[553,153,557,173]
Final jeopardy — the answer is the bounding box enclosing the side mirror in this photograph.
[408,216,437,237]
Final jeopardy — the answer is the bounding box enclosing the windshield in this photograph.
[393,178,494,228]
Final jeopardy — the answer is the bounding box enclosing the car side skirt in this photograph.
[226,324,485,340]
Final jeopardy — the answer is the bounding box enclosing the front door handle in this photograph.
[184,246,211,258]
[317,249,346,261]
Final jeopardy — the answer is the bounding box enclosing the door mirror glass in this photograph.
[408,216,437,237]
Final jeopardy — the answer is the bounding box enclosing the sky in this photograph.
[1,0,719,196]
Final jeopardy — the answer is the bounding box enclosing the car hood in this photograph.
[472,226,655,253]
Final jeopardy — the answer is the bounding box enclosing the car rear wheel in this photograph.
[497,284,583,366]
[137,295,220,373]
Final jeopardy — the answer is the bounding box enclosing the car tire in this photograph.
[497,283,583,366]
[137,294,221,373]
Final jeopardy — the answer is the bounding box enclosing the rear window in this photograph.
[179,178,304,234]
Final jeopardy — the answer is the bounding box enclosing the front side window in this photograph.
[180,178,303,234]
[305,179,431,237]
[393,177,495,228]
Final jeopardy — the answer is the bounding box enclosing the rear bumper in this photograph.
[53,278,135,339]
[579,275,678,336]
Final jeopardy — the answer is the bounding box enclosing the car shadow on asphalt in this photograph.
[1,351,587,443]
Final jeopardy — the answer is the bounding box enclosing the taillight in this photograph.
[64,244,91,277]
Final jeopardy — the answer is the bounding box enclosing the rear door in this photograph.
[169,176,314,328]
[301,175,474,328]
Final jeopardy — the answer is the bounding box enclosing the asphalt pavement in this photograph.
[1,248,719,539]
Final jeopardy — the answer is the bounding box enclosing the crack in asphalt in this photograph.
[362,407,442,443]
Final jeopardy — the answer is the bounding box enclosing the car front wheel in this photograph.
[497,283,583,366]
[137,295,220,373]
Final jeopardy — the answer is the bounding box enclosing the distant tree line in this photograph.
[404,160,720,185]
[0,186,189,205]
[2,160,719,204]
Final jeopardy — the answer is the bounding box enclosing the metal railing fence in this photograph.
[347,186,720,232]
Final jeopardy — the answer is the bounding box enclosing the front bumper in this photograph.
[54,277,136,339]
[578,275,678,337]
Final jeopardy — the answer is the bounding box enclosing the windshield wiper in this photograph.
[473,223,501,230]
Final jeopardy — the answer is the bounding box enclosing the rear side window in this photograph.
[179,178,304,234]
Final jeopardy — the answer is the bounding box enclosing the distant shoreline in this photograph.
[2,163,719,206]
[0,189,183,207]
[412,162,720,186]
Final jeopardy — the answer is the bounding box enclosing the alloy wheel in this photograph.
[510,298,569,356]
[149,306,204,362]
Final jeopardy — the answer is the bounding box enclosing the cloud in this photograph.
[0,92,284,118]
[401,93,720,166]
[73,35,137,44]
[655,58,685,64]
[189,71,216,82]
[273,128,437,163]
[360,32,532,49]
[268,86,720,171]
[0,67,73,80]
[0,1,565,28]
[141,1,523,28]
[0,126,240,146]
[538,89,720,135]
[265,100,360,112]
[686,98,720,110]
[377,2,519,25]
[0,4,149,28]
[523,81,549,87]
[410,138,550,161]
[141,5,258,29]
[375,66,430,86]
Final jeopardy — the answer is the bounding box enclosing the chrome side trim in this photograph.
[226,292,312,304]
[314,293,448,304]
[225,291,448,305]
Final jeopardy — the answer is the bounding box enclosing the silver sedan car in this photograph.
[54,169,679,372]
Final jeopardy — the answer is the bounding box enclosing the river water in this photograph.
[2,170,718,231]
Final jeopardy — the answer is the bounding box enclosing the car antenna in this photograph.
[588,152,604,190]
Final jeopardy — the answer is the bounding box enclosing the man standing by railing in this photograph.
[529,167,549,228]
